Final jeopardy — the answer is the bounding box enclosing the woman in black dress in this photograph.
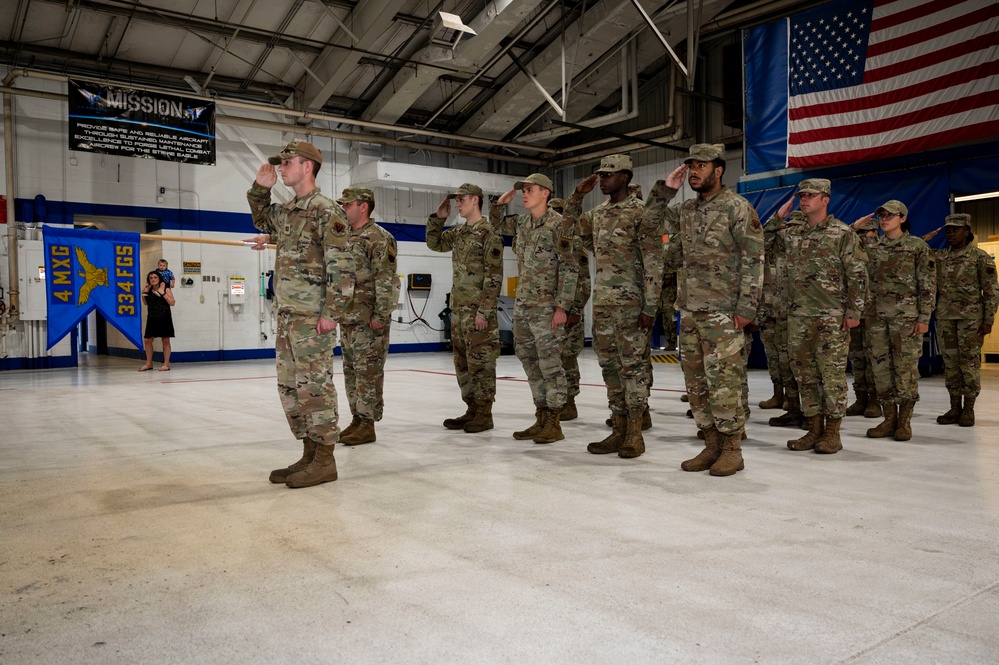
[139,270,176,371]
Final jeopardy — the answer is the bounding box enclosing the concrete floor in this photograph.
[2,350,998,664]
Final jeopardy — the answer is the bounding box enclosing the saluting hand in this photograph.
[921,226,943,242]
[435,197,451,219]
[777,196,795,219]
[851,213,875,229]
[497,189,516,206]
[665,164,687,189]
[256,163,277,189]
[576,174,598,195]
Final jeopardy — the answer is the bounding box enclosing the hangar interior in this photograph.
[2,1,998,663]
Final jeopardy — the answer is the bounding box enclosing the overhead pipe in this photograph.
[0,82,546,167]
[3,73,19,323]
[516,39,642,145]
[3,69,557,156]
[420,0,564,129]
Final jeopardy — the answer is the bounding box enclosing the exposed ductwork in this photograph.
[362,0,549,126]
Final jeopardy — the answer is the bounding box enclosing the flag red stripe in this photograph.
[864,34,996,83]
[867,3,999,58]
[870,0,952,33]
[787,119,999,167]
[789,60,999,121]
[789,89,999,143]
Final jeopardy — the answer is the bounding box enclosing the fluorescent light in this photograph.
[954,191,999,202]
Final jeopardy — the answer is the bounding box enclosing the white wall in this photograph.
[0,70,540,368]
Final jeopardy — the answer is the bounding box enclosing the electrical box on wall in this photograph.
[228,276,246,301]
[408,273,431,291]
[228,276,246,312]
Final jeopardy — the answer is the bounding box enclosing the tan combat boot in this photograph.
[513,408,544,440]
[642,408,652,431]
[443,400,476,430]
[618,415,646,458]
[894,399,915,441]
[844,389,868,416]
[589,414,627,454]
[561,396,578,421]
[464,400,494,433]
[285,443,338,488]
[759,384,785,409]
[341,418,376,445]
[866,402,897,438]
[769,396,804,427]
[532,408,564,444]
[709,432,745,476]
[936,394,963,424]
[339,415,361,439]
[814,417,843,454]
[269,437,317,484]
[681,428,722,471]
[863,392,882,418]
[787,415,823,450]
[959,396,976,427]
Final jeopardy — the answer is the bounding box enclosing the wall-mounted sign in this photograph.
[68,79,216,165]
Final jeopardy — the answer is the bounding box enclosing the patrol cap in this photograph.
[944,213,972,228]
[876,199,908,217]
[684,143,725,164]
[595,154,633,174]
[336,186,375,205]
[268,140,322,165]
[796,178,831,196]
[548,198,566,211]
[514,173,554,192]
[447,183,483,199]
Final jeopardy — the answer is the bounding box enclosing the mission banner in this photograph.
[42,226,143,351]
[68,79,216,165]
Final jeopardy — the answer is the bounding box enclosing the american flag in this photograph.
[786,0,999,168]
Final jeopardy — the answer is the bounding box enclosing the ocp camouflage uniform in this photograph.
[785,215,867,420]
[426,214,504,404]
[565,188,663,418]
[562,243,592,404]
[247,182,352,447]
[866,232,935,404]
[651,183,763,437]
[935,242,998,401]
[660,258,678,349]
[761,212,805,407]
[335,219,400,423]
[491,203,579,411]
[847,228,881,411]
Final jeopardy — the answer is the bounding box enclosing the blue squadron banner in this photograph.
[42,226,143,350]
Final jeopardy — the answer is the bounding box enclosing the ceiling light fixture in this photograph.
[954,191,999,202]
